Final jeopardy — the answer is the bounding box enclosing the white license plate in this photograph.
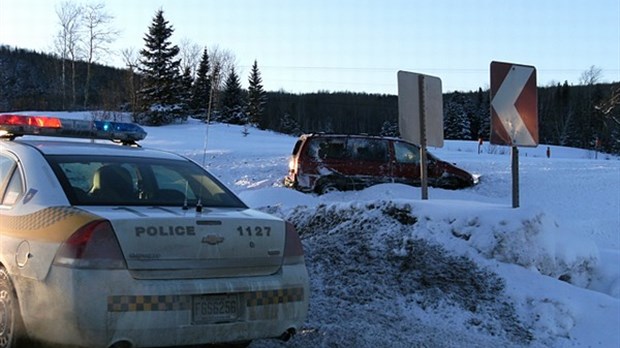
[192,294,241,324]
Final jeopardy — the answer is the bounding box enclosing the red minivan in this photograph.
[284,134,478,194]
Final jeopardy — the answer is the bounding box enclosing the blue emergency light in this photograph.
[0,114,147,143]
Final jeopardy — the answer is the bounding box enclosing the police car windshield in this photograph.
[45,155,246,208]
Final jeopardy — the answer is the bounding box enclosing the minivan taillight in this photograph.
[53,220,126,269]
[283,221,305,265]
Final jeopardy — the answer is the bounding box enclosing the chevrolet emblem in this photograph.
[202,235,225,245]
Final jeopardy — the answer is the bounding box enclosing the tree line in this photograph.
[0,4,618,154]
[111,8,267,129]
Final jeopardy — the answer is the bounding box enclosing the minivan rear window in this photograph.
[291,139,303,155]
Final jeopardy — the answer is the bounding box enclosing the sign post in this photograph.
[397,71,443,200]
[490,61,538,208]
[417,74,428,199]
[511,146,519,208]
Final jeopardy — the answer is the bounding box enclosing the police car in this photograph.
[0,114,309,348]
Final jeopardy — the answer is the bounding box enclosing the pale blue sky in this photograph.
[1,0,618,94]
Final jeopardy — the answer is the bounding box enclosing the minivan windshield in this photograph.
[46,155,246,208]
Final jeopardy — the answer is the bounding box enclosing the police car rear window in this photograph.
[45,155,246,208]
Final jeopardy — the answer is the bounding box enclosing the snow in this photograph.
[16,112,620,347]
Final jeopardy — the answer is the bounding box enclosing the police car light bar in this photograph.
[0,114,147,143]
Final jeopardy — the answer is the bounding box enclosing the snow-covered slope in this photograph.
[16,112,620,347]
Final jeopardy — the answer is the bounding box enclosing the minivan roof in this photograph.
[300,133,400,141]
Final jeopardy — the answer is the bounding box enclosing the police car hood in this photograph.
[79,206,286,279]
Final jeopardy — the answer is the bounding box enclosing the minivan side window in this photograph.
[347,138,388,162]
[308,139,347,160]
[394,141,420,164]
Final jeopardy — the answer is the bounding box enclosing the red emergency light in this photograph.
[0,114,62,128]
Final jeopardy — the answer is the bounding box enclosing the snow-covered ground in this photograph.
[17,112,620,347]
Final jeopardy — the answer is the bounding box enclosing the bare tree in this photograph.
[54,0,82,109]
[81,2,119,107]
[191,45,236,116]
[179,38,202,78]
[209,45,237,91]
[121,47,140,113]
[579,65,603,86]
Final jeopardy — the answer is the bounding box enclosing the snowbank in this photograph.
[245,196,618,347]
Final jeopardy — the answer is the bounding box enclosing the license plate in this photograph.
[192,294,240,324]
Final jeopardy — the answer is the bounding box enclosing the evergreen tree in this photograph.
[136,9,182,125]
[247,60,267,128]
[611,123,620,155]
[207,62,223,122]
[380,120,399,137]
[220,67,245,125]
[474,88,490,140]
[191,48,211,118]
[208,61,222,122]
[554,81,574,145]
[178,65,193,119]
[279,113,301,135]
[444,92,472,140]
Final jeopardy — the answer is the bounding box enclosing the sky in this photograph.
[1,0,619,94]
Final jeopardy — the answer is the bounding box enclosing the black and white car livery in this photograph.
[0,114,309,348]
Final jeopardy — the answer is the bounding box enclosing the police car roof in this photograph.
[10,138,184,160]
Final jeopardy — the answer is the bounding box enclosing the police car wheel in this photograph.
[0,267,19,348]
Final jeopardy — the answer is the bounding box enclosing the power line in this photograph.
[239,65,620,75]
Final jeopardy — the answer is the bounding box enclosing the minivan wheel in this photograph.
[437,177,467,190]
[0,267,19,348]
[317,183,339,194]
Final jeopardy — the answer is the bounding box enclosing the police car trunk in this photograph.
[79,206,287,280]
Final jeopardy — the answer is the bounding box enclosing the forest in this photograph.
[1,44,619,155]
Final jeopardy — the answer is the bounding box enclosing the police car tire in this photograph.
[0,267,19,348]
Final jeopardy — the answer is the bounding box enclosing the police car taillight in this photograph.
[0,114,147,143]
[53,220,127,269]
[283,222,305,265]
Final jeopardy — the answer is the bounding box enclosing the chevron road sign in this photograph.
[490,61,538,147]
[489,61,538,208]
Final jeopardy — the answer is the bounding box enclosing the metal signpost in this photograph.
[397,71,443,200]
[490,61,538,208]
